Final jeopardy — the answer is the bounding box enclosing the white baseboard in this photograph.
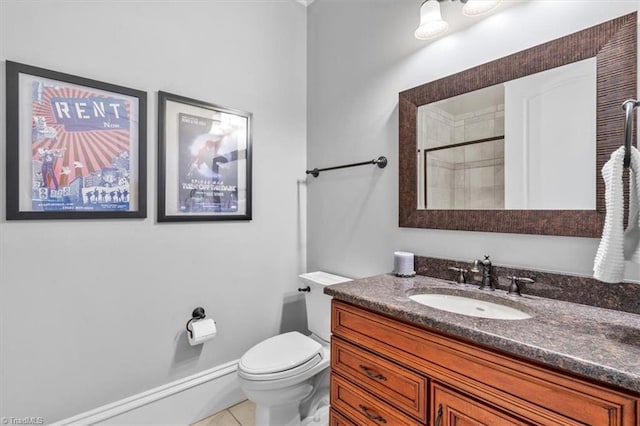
[51,360,244,426]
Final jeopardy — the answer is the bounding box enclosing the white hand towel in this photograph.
[594,146,626,283]
[624,146,640,263]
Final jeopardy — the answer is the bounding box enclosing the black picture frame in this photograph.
[157,91,252,222]
[5,61,147,220]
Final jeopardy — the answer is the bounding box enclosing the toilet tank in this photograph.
[299,271,351,342]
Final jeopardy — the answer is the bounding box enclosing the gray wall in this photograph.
[0,0,307,421]
[307,0,640,280]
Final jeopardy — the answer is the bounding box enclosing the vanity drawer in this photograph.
[330,374,422,426]
[331,336,427,422]
[329,407,356,426]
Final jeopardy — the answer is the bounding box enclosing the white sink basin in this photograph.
[409,293,532,320]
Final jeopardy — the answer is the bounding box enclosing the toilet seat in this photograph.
[238,331,323,381]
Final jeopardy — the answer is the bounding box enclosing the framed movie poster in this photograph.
[5,61,147,220]
[157,91,252,222]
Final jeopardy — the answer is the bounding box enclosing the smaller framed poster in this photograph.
[157,91,252,222]
[5,61,147,220]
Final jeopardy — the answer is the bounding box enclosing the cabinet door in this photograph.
[433,382,532,426]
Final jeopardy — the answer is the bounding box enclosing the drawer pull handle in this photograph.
[358,404,387,424]
[435,404,443,426]
[359,365,387,381]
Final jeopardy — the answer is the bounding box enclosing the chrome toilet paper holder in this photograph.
[185,307,206,339]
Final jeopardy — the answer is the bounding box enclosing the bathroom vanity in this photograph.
[326,274,640,425]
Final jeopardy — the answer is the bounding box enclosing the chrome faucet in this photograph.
[471,255,494,290]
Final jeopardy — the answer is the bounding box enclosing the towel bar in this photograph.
[623,99,640,168]
[306,156,387,178]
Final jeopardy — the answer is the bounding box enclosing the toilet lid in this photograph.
[239,331,322,377]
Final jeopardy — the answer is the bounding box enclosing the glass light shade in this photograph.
[462,0,502,17]
[415,1,449,40]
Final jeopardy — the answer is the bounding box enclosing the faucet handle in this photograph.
[448,266,467,284]
[507,276,535,296]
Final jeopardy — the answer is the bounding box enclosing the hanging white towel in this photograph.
[593,146,626,283]
[624,146,640,263]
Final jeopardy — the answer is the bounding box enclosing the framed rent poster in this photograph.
[157,91,252,222]
[5,61,147,219]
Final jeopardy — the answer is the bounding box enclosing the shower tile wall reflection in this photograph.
[421,103,504,210]
[426,141,504,209]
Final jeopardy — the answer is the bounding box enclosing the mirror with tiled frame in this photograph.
[399,12,637,237]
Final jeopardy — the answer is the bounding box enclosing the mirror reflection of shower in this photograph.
[417,58,596,210]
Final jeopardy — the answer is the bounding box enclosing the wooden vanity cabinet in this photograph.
[330,300,639,426]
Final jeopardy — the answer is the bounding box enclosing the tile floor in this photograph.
[192,400,255,426]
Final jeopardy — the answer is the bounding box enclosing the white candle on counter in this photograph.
[393,251,415,277]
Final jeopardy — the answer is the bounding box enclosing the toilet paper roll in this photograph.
[394,251,415,277]
[187,318,217,346]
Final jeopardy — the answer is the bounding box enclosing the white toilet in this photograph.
[237,271,351,426]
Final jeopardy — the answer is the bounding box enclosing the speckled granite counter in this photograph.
[324,274,640,394]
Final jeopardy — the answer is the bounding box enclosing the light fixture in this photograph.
[414,0,449,40]
[461,0,502,17]
[414,0,503,41]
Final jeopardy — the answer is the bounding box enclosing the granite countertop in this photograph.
[324,274,640,393]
